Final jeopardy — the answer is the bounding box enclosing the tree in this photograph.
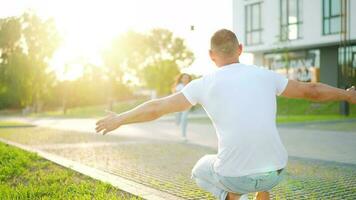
[0,17,29,108]
[102,28,194,105]
[142,60,180,95]
[102,31,149,110]
[0,17,21,56]
[140,29,194,95]
[0,49,33,108]
[0,13,60,110]
[22,13,60,112]
[146,29,194,68]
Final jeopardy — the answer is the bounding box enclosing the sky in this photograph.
[0,0,252,80]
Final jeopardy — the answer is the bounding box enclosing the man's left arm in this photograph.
[95,92,192,135]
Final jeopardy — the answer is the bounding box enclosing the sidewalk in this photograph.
[9,116,356,164]
[0,124,355,199]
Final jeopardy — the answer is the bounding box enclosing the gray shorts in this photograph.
[191,155,285,200]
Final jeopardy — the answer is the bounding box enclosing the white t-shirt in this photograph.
[175,83,185,92]
[181,63,289,177]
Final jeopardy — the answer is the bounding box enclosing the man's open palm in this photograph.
[95,111,121,135]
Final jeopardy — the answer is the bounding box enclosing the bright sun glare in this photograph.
[2,0,253,81]
[47,0,152,80]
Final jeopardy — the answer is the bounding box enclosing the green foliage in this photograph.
[102,31,148,106]
[22,13,60,62]
[142,29,194,95]
[21,13,60,112]
[146,29,194,68]
[0,142,140,200]
[0,17,25,108]
[0,50,33,108]
[103,31,148,75]
[0,12,194,111]
[48,63,135,113]
[0,58,141,114]
[103,28,194,96]
[0,13,60,110]
[0,17,21,51]
[142,60,180,95]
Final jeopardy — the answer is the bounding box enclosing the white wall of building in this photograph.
[233,0,356,53]
[350,0,356,38]
[232,0,246,44]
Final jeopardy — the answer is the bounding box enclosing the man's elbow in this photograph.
[147,100,163,119]
[147,99,169,119]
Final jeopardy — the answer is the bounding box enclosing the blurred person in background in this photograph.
[172,73,192,141]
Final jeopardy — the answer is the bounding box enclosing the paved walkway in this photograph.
[0,121,355,199]
[9,116,356,164]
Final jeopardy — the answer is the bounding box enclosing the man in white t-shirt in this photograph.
[96,29,356,200]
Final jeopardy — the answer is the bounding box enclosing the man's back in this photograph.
[182,63,289,177]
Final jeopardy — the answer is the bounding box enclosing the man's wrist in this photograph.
[115,114,126,125]
[112,115,121,126]
[345,90,353,103]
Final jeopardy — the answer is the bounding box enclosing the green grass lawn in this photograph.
[0,121,33,127]
[0,142,140,200]
[276,114,356,123]
[277,97,356,115]
[276,97,356,123]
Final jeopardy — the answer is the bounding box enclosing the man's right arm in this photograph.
[280,80,356,104]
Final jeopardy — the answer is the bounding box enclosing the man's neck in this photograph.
[217,59,240,68]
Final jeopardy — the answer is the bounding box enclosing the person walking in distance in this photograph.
[96,29,356,200]
[172,73,192,141]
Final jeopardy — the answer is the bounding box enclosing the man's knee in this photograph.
[193,177,209,189]
[191,154,216,179]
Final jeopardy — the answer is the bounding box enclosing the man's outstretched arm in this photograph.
[95,92,192,135]
[281,80,356,103]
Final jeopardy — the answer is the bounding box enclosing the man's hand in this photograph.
[95,111,121,135]
[346,86,356,104]
[95,93,192,135]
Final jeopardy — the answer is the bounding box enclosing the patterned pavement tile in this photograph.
[1,127,355,199]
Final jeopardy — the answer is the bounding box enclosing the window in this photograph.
[323,0,341,35]
[245,3,262,46]
[338,46,356,86]
[264,50,320,82]
[280,0,303,41]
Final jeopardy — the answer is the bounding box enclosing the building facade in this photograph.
[233,0,356,89]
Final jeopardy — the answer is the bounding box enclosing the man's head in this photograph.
[209,29,243,67]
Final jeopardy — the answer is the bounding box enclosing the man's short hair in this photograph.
[210,29,240,56]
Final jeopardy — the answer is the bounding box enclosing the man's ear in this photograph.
[237,44,243,56]
[209,50,215,62]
